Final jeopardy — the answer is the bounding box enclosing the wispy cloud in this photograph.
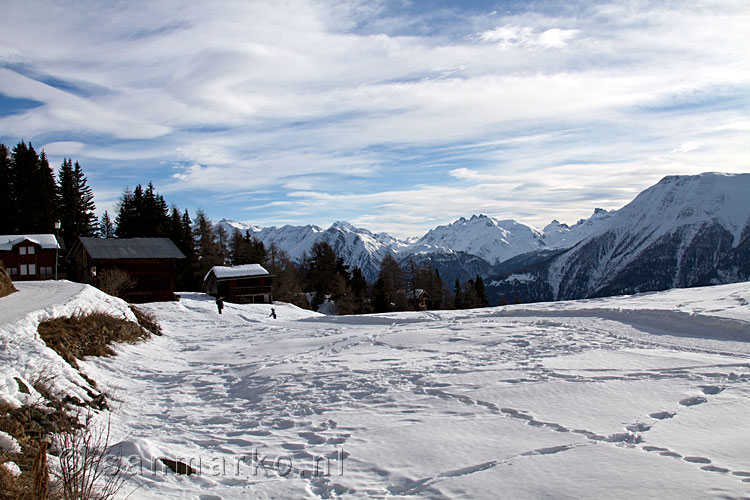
[0,0,748,236]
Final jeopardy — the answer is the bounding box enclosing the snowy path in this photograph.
[0,281,93,324]
[79,286,750,499]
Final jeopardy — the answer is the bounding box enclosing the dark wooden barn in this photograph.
[204,264,274,304]
[0,234,60,281]
[68,237,185,302]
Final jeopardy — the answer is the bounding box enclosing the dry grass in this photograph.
[0,397,73,500]
[37,312,152,370]
[0,400,127,500]
[129,306,162,336]
[1,310,157,499]
[0,264,16,299]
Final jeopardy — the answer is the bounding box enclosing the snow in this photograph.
[492,272,535,285]
[0,234,60,251]
[0,281,136,409]
[544,173,750,299]
[4,280,750,498]
[405,214,546,265]
[603,172,750,247]
[2,461,21,477]
[0,430,21,453]
[541,208,614,249]
[206,264,270,280]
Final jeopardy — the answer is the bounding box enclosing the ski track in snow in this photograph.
[4,284,750,498]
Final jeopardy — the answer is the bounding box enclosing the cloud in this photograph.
[0,0,748,236]
[478,26,581,49]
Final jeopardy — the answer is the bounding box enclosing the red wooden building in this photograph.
[0,234,60,281]
[68,237,185,302]
[204,264,274,304]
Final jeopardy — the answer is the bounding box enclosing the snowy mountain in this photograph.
[219,215,557,283]
[220,172,749,297]
[489,172,750,303]
[404,215,546,265]
[541,207,615,248]
[218,219,408,282]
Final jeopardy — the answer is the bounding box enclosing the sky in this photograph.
[1,0,749,238]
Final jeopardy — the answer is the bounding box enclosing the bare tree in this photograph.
[96,269,135,298]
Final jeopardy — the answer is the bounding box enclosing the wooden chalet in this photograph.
[68,237,185,302]
[407,288,430,311]
[204,264,274,304]
[0,234,60,281]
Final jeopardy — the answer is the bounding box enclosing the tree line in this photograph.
[0,141,97,246]
[1,140,493,312]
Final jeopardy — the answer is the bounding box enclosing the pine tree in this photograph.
[115,183,171,238]
[373,254,407,312]
[462,279,479,308]
[177,209,198,290]
[99,211,115,238]
[266,243,306,308]
[230,228,245,264]
[193,210,224,280]
[303,241,347,309]
[454,278,463,309]
[57,159,97,247]
[475,275,489,308]
[10,142,58,232]
[245,231,267,264]
[349,267,369,312]
[0,144,15,234]
[115,187,136,238]
[431,269,444,310]
[35,151,59,233]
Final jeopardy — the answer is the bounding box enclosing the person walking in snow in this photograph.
[269,307,276,319]
[216,297,224,315]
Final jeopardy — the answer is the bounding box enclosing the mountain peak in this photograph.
[330,220,356,231]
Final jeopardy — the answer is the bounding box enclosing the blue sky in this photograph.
[1,0,749,237]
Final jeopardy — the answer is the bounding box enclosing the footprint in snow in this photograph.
[298,432,326,445]
[699,385,724,395]
[701,465,730,473]
[626,422,652,432]
[649,411,675,420]
[679,396,707,406]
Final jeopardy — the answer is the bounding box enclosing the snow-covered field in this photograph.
[3,282,750,498]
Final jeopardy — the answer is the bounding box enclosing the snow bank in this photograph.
[0,430,21,453]
[2,461,21,477]
[495,281,750,323]
[0,281,137,409]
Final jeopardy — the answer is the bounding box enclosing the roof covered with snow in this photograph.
[78,237,185,260]
[0,234,59,251]
[205,264,270,282]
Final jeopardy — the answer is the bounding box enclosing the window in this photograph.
[20,265,27,276]
[28,246,35,255]
[8,268,17,276]
[19,247,26,255]
[28,264,36,275]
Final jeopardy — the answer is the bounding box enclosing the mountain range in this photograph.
[219,172,750,303]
